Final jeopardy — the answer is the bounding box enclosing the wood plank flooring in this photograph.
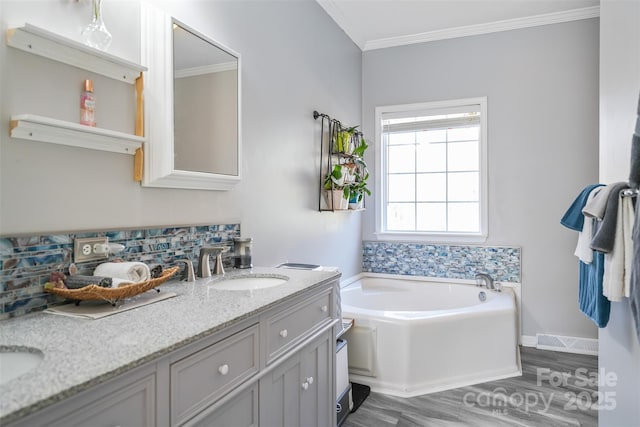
[343,346,598,427]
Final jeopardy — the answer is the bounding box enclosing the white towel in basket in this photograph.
[93,262,151,284]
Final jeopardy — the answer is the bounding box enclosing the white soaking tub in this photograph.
[341,275,521,397]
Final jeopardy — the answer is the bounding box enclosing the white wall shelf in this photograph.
[6,23,147,84]
[10,115,144,155]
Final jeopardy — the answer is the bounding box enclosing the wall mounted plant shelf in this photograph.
[314,110,369,212]
[10,114,144,155]
[6,23,146,163]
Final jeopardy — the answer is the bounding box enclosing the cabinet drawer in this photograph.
[49,373,156,427]
[171,324,259,426]
[266,290,332,363]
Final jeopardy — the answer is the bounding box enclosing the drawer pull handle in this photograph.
[307,376,314,385]
[301,381,309,390]
[279,329,288,338]
[218,364,229,375]
[321,305,328,312]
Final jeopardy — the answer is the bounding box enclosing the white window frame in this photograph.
[374,97,488,243]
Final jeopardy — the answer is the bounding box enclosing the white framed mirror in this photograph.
[141,5,241,190]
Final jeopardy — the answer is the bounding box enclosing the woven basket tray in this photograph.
[46,266,180,304]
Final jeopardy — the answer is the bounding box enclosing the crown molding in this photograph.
[175,61,237,78]
[364,6,600,51]
[316,0,366,50]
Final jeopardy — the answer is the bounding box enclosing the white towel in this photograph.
[602,195,635,301]
[575,187,602,264]
[110,278,134,288]
[93,262,151,284]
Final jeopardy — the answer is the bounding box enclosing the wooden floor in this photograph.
[343,346,598,427]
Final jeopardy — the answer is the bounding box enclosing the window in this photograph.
[375,97,487,241]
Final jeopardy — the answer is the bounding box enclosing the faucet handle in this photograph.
[213,252,225,275]
[177,259,195,282]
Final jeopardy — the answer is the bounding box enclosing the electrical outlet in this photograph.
[74,237,109,263]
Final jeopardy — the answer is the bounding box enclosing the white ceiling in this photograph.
[316,0,599,51]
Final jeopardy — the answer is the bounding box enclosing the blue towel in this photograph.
[578,252,610,327]
[561,184,604,231]
[561,184,610,327]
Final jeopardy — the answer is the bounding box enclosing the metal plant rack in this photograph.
[313,110,366,212]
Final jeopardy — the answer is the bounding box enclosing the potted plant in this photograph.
[346,138,370,209]
[334,125,359,154]
[346,167,370,209]
[323,164,349,210]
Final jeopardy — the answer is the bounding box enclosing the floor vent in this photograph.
[536,334,598,355]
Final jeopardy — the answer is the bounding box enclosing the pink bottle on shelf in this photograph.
[80,79,96,126]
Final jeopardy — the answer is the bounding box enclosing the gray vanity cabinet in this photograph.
[5,278,338,427]
[259,329,333,427]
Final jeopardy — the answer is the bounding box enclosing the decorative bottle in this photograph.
[80,79,96,127]
[81,0,112,51]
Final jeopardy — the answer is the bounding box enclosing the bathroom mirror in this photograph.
[141,5,241,190]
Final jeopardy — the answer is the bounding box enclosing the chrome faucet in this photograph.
[198,246,226,278]
[475,273,497,290]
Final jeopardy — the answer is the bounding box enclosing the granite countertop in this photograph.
[0,266,340,425]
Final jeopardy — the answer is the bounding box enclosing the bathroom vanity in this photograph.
[0,267,340,427]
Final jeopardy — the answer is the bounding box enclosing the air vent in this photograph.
[536,334,598,355]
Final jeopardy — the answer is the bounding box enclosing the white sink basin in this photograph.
[0,348,43,385]
[211,274,289,291]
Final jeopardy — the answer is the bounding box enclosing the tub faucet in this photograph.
[198,246,226,278]
[475,273,495,290]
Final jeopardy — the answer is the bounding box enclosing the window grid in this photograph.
[384,125,481,233]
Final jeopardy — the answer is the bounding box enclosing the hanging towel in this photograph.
[631,196,640,342]
[629,92,640,342]
[575,187,602,264]
[578,252,609,327]
[590,182,630,253]
[93,262,151,283]
[602,194,635,301]
[561,184,610,327]
[583,183,617,220]
[561,184,603,231]
[629,94,640,188]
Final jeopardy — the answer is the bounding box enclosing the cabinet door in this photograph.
[300,331,333,427]
[259,349,302,427]
[185,384,258,427]
[259,331,334,427]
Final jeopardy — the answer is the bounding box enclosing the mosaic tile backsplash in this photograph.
[362,241,521,283]
[0,224,240,319]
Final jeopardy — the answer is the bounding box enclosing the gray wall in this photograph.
[598,0,640,425]
[0,0,363,277]
[362,19,600,339]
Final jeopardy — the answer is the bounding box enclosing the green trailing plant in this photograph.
[352,137,368,157]
[346,139,371,204]
[346,174,371,203]
[334,125,359,153]
[323,164,350,199]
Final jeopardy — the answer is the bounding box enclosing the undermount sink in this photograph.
[210,274,289,291]
[0,348,44,385]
